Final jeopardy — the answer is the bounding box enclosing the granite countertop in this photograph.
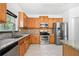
[61,40,79,51]
[0,34,30,50]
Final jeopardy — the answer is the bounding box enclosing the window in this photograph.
[0,14,16,31]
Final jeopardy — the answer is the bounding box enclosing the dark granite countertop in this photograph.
[0,34,30,50]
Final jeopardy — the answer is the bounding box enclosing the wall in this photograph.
[72,17,79,40]
[63,6,79,40]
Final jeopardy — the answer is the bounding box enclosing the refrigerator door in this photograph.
[53,22,68,45]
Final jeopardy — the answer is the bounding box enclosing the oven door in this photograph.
[40,35,49,45]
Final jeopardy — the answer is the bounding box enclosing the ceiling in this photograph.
[18,3,79,16]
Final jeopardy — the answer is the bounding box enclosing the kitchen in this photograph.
[0,3,79,56]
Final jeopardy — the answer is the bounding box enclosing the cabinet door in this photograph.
[34,18,40,28]
[48,18,54,28]
[34,35,40,44]
[0,3,6,23]
[29,18,33,28]
[24,14,28,28]
[18,12,28,28]
[29,18,40,28]
[39,16,48,23]
[18,39,25,56]
[43,16,48,23]
[39,16,44,23]
[56,18,63,22]
[31,35,40,44]
[49,34,55,44]
[25,36,30,49]
[28,18,30,28]
[31,35,36,44]
[53,18,63,22]
[19,43,24,56]
[18,12,24,28]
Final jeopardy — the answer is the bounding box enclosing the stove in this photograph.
[40,31,50,45]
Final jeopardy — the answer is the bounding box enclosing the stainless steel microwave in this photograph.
[40,23,48,27]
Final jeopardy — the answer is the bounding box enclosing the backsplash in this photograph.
[0,31,29,40]
[0,32,12,39]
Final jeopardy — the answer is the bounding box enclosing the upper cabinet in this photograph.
[28,18,40,29]
[39,16,48,23]
[48,18,64,28]
[53,18,64,23]
[0,3,6,23]
[18,12,28,28]
[48,18,54,28]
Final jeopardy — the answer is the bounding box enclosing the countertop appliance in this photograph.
[53,22,68,45]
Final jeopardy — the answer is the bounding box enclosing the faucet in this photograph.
[8,21,16,38]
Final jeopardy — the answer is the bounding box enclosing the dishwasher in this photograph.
[3,45,18,56]
[1,42,19,56]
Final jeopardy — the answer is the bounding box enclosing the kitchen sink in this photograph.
[12,35,23,38]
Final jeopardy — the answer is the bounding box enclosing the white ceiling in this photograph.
[18,3,79,16]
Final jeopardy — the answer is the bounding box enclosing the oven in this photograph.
[40,32,49,45]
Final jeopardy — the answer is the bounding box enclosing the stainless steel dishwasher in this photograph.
[3,45,19,56]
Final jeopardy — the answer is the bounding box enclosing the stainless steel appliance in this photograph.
[40,23,48,28]
[53,22,68,45]
[40,35,49,45]
[40,30,49,45]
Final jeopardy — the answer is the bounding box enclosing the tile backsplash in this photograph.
[0,32,12,39]
[0,31,29,40]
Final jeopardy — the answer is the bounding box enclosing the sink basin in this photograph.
[12,35,23,38]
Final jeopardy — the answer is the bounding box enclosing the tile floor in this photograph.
[24,44,62,56]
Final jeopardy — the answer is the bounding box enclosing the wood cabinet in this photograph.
[53,18,64,23]
[48,18,64,28]
[29,18,40,28]
[48,18,54,28]
[28,17,63,29]
[18,38,25,56]
[30,35,40,44]
[34,18,40,28]
[0,3,6,23]
[24,13,28,28]
[63,44,79,56]
[29,18,33,28]
[18,35,30,56]
[18,12,28,28]
[39,16,48,23]
[49,34,55,44]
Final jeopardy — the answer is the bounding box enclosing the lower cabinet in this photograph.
[30,35,40,44]
[18,35,30,56]
[63,44,79,56]
[49,34,54,44]
[18,38,25,56]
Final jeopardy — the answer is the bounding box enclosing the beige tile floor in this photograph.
[24,44,62,56]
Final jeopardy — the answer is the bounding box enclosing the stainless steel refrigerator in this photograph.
[53,22,68,45]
